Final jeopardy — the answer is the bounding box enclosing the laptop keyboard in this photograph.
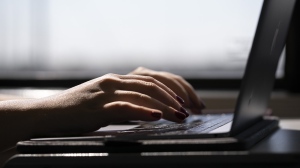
[118,114,233,136]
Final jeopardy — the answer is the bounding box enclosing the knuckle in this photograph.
[99,75,119,91]
[133,91,148,100]
[104,73,117,78]
[102,75,118,84]
[173,74,184,80]
[115,102,130,109]
[108,101,131,111]
[128,91,150,101]
[136,66,146,71]
[144,81,158,91]
[117,91,148,101]
[132,66,145,74]
[144,81,155,87]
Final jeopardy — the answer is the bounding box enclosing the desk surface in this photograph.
[4,119,300,168]
[279,119,300,130]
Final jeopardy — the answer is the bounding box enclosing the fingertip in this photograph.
[175,111,187,120]
[180,107,189,117]
[151,111,162,119]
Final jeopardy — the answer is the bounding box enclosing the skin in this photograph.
[0,67,205,161]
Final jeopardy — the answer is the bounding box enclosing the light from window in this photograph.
[0,0,284,79]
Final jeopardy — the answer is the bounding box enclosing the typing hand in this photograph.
[0,68,204,153]
[129,67,206,114]
[35,71,191,135]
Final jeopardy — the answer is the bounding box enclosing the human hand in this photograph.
[35,73,190,135]
[129,67,206,114]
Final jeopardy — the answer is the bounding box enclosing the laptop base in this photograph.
[16,118,278,154]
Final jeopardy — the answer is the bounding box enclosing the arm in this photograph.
[0,94,26,101]
[0,67,205,153]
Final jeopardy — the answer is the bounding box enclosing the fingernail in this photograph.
[176,95,185,105]
[151,111,162,119]
[175,111,186,120]
[180,107,189,117]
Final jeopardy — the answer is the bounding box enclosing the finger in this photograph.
[128,67,204,113]
[142,72,191,106]
[99,74,186,112]
[103,101,163,123]
[104,91,188,122]
[117,78,183,110]
[155,71,205,111]
[171,75,206,113]
[128,68,188,105]
[116,74,185,105]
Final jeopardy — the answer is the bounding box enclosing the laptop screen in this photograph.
[230,0,296,135]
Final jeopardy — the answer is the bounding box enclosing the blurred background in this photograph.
[0,0,299,118]
[1,0,287,80]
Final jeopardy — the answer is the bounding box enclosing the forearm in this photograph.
[0,97,87,153]
[0,94,25,101]
[0,99,38,152]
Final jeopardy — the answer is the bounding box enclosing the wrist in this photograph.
[30,96,97,137]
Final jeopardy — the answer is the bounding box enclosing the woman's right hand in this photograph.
[33,73,189,136]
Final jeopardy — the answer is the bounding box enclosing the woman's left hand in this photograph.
[129,67,206,114]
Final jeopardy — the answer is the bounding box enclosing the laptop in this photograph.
[16,0,296,153]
